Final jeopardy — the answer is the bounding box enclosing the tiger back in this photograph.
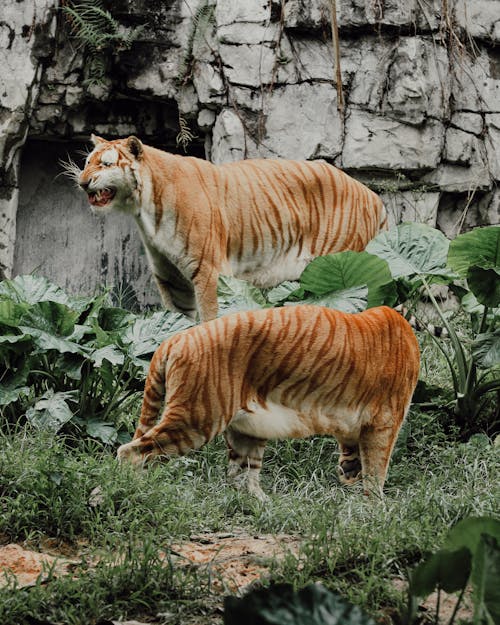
[117,305,420,498]
[76,136,387,321]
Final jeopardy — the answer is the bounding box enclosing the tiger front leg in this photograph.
[192,266,219,322]
[117,413,207,466]
[225,426,268,502]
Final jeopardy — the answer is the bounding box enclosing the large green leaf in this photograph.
[0,299,29,327]
[20,301,79,337]
[97,306,135,332]
[17,301,84,355]
[0,385,31,407]
[444,517,500,554]
[266,281,301,305]
[121,311,194,358]
[410,547,472,597]
[224,583,375,625]
[88,345,125,367]
[471,535,500,625]
[366,223,450,279]
[299,251,396,308]
[0,275,72,306]
[448,226,500,277]
[26,390,77,432]
[86,420,118,444]
[467,265,500,308]
[218,275,268,316]
[290,285,368,313]
[472,330,500,369]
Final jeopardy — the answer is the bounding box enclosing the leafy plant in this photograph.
[177,0,216,85]
[62,0,142,86]
[0,275,193,444]
[224,583,375,625]
[407,517,500,625]
[367,223,500,430]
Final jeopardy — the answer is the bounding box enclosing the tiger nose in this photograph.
[79,175,91,190]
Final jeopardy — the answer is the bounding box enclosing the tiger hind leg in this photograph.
[337,441,362,486]
[358,407,406,496]
[224,426,268,501]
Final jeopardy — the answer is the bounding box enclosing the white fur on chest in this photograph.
[230,245,313,288]
[137,201,193,277]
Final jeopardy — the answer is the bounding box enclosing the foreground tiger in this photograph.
[117,305,420,498]
[75,135,387,321]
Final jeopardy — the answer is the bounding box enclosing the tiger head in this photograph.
[76,135,144,213]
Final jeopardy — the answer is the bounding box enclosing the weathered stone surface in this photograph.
[284,0,441,31]
[452,49,500,113]
[382,191,440,227]
[218,37,296,87]
[423,135,491,192]
[382,38,450,124]
[211,108,247,163]
[212,82,342,163]
[444,128,476,165]
[0,0,57,277]
[450,112,483,136]
[485,114,500,181]
[455,0,500,43]
[343,111,445,171]
[215,0,270,26]
[437,189,500,238]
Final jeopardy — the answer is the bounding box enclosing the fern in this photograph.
[63,0,142,86]
[177,0,216,85]
[176,114,198,152]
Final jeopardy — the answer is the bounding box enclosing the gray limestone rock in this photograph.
[343,111,445,171]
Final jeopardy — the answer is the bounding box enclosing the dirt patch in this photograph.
[171,530,300,592]
[393,578,473,624]
[0,543,76,588]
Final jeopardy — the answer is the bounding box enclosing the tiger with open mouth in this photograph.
[71,134,387,321]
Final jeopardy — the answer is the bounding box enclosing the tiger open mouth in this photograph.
[88,187,116,207]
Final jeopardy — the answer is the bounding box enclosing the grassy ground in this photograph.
[0,411,498,624]
[0,334,498,624]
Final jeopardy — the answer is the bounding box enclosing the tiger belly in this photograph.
[230,246,313,288]
[229,401,361,441]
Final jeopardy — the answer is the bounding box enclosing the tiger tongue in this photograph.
[89,189,114,206]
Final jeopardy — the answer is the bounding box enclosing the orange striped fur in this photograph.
[77,135,387,321]
[117,305,420,498]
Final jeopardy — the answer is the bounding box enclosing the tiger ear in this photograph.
[90,134,106,146]
[126,136,143,159]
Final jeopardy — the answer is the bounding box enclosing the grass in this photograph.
[0,331,498,624]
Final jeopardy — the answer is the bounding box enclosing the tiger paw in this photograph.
[338,453,362,485]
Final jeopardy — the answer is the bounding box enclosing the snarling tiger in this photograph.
[75,135,387,321]
[117,305,420,498]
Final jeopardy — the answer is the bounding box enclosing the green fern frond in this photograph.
[177,0,216,85]
[63,0,142,85]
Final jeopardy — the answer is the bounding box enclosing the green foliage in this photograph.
[367,224,500,430]
[298,250,396,308]
[408,517,500,625]
[366,222,451,279]
[224,583,375,625]
[62,0,142,87]
[177,0,216,85]
[0,275,193,444]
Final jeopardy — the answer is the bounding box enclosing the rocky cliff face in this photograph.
[1,0,499,292]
